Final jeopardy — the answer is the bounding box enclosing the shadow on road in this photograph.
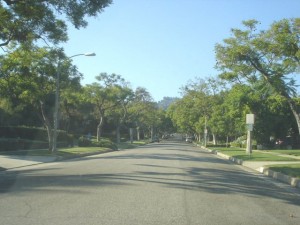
[1,141,300,207]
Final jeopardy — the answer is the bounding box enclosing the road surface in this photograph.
[1,141,300,225]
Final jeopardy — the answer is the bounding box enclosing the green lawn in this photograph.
[267,164,300,178]
[0,140,148,158]
[210,147,299,161]
[209,147,300,178]
[0,146,111,157]
[116,141,148,150]
[265,149,300,156]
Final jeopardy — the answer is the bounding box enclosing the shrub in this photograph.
[0,126,73,146]
[0,138,50,151]
[78,136,92,147]
[230,135,247,148]
[0,126,48,140]
[95,139,118,150]
[206,144,230,148]
[78,136,117,150]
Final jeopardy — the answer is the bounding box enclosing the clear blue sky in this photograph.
[62,0,300,102]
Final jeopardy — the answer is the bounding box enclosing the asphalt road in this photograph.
[1,141,300,225]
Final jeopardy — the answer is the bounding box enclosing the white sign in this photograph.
[246,124,253,131]
[246,114,255,124]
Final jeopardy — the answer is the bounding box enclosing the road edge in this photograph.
[200,145,300,189]
[1,149,116,172]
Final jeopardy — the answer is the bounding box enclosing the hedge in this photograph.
[0,126,73,141]
[0,138,69,151]
[0,126,74,151]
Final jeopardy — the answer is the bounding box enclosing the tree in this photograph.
[0,0,112,48]
[106,86,134,143]
[157,97,179,110]
[127,87,154,140]
[0,46,82,149]
[83,73,131,141]
[215,18,300,135]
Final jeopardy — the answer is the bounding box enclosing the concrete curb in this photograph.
[55,149,115,161]
[258,166,300,188]
[1,149,116,171]
[200,145,300,189]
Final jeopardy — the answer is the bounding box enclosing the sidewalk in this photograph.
[0,154,58,171]
[201,146,300,189]
[244,149,300,171]
[0,149,115,171]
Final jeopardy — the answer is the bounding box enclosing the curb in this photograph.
[200,145,300,189]
[1,149,116,171]
[258,166,300,188]
[55,149,115,161]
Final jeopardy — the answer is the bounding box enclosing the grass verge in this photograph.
[209,147,300,178]
[117,141,148,150]
[209,147,299,161]
[264,149,300,156]
[0,146,111,158]
[0,140,148,158]
[267,164,300,178]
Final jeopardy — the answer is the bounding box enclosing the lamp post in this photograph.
[204,116,207,147]
[246,114,255,155]
[52,52,96,152]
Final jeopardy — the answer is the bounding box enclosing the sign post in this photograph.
[246,114,255,154]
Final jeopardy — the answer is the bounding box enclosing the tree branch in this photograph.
[0,38,11,47]
[3,0,23,5]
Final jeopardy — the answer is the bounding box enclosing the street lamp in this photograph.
[52,52,96,152]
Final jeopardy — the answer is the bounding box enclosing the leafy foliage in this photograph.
[0,0,112,48]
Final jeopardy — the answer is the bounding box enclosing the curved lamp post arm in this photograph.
[52,52,96,152]
[69,52,96,59]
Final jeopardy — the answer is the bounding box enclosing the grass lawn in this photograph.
[0,146,111,157]
[117,141,148,150]
[209,147,299,161]
[267,164,300,178]
[264,149,300,156]
[0,140,148,158]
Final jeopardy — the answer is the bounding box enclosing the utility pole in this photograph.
[246,114,255,155]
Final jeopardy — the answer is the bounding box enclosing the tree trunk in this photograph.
[40,101,53,150]
[150,126,154,140]
[97,116,104,141]
[287,99,300,135]
[213,133,217,145]
[226,136,229,147]
[129,128,134,143]
[116,124,121,144]
[137,127,140,141]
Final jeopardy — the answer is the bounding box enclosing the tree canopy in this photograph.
[215,18,300,135]
[0,0,112,48]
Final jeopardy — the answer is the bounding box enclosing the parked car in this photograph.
[185,137,193,143]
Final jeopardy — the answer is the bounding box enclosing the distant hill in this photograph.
[157,97,180,110]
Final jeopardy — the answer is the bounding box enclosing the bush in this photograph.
[206,144,230,148]
[230,135,247,148]
[78,136,117,150]
[78,136,92,147]
[0,126,48,140]
[0,126,74,147]
[0,138,50,151]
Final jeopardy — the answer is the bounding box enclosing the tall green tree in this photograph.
[0,0,112,48]
[127,87,155,140]
[0,46,82,149]
[215,18,300,135]
[106,86,134,143]
[83,73,131,141]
